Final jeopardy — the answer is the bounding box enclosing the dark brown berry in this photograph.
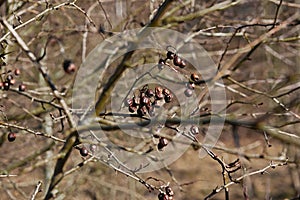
[190,125,200,135]
[14,68,21,76]
[155,87,164,100]
[80,147,89,157]
[164,94,173,103]
[18,84,26,92]
[191,73,200,82]
[3,82,10,90]
[158,193,167,200]
[165,186,174,196]
[141,96,150,105]
[167,51,175,60]
[6,74,13,81]
[7,132,16,142]
[63,59,76,74]
[129,105,137,113]
[173,55,182,67]
[162,88,170,96]
[184,88,193,97]
[137,106,147,116]
[146,89,154,97]
[179,59,186,68]
[158,137,168,150]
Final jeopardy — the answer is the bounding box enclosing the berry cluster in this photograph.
[158,48,186,69]
[125,84,173,117]
[158,186,174,200]
[0,68,25,91]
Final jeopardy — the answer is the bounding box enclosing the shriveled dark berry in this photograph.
[173,55,182,67]
[137,106,147,116]
[165,186,174,196]
[190,125,200,135]
[146,89,154,97]
[3,82,10,90]
[14,68,21,76]
[129,105,137,113]
[184,88,193,97]
[141,96,150,105]
[167,51,175,60]
[158,137,168,150]
[18,84,26,92]
[6,74,13,81]
[80,147,89,157]
[179,59,186,68]
[162,88,170,96]
[63,59,76,74]
[7,132,16,142]
[191,73,200,82]
[155,86,164,100]
[164,94,173,103]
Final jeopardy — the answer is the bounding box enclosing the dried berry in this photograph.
[18,84,26,92]
[190,125,200,135]
[162,88,170,96]
[137,106,147,116]
[173,55,182,67]
[155,86,164,100]
[158,193,168,200]
[179,59,186,68]
[167,51,175,60]
[7,132,16,142]
[129,105,137,113]
[184,88,193,97]
[63,59,76,74]
[141,96,150,105]
[164,94,173,103]
[14,68,21,76]
[191,73,200,82]
[165,186,174,196]
[158,137,168,150]
[146,89,154,97]
[3,82,10,90]
[80,147,89,157]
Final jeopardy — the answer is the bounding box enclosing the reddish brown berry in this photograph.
[80,147,89,157]
[141,96,150,105]
[184,88,193,97]
[125,98,133,107]
[129,105,137,113]
[162,88,171,96]
[173,55,182,67]
[7,132,16,142]
[155,87,164,100]
[179,59,186,68]
[63,59,76,74]
[146,89,154,97]
[191,73,200,82]
[137,106,147,116]
[14,68,21,76]
[18,84,26,92]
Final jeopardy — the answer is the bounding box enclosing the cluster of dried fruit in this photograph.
[0,68,25,91]
[125,85,173,117]
[158,186,174,200]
